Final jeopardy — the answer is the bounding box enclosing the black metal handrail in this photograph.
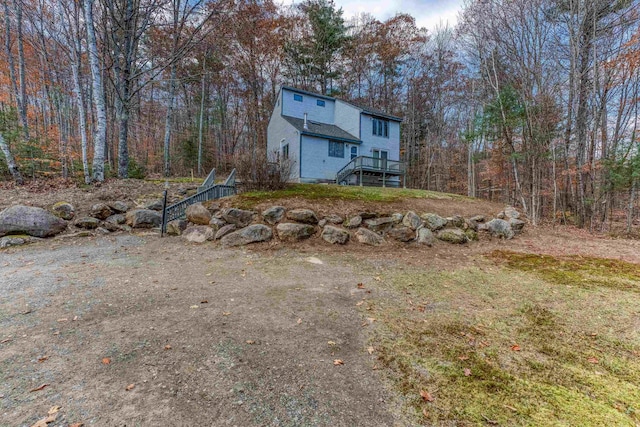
[162,169,237,234]
[197,168,216,192]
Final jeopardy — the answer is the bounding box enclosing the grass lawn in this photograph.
[236,184,467,208]
[370,251,640,426]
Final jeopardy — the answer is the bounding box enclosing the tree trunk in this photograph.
[0,133,24,184]
[84,0,107,182]
[163,62,177,177]
[13,0,29,140]
[72,48,91,184]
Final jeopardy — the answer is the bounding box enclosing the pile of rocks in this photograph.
[0,198,166,248]
[167,203,526,247]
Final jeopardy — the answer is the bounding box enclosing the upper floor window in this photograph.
[294,94,303,102]
[328,140,344,158]
[372,118,389,138]
[317,100,325,107]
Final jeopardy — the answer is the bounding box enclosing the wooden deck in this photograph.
[336,156,406,187]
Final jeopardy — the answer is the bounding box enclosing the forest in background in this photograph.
[0,0,639,231]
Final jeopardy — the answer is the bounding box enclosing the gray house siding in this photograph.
[267,95,301,180]
[281,88,335,125]
[358,114,400,160]
[300,135,361,182]
[334,100,361,138]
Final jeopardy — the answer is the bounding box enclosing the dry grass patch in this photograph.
[370,254,640,426]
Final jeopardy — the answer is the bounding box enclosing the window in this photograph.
[317,99,325,107]
[328,141,344,158]
[350,146,358,160]
[282,143,289,160]
[372,118,389,137]
[294,94,303,102]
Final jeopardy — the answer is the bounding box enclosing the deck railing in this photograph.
[162,169,237,234]
[336,156,405,185]
[197,168,216,192]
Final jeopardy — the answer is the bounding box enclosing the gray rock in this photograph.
[186,203,212,225]
[90,203,113,220]
[183,225,215,243]
[102,221,122,232]
[209,217,226,230]
[359,212,377,220]
[447,215,465,228]
[481,219,514,239]
[105,214,126,225]
[286,208,318,224]
[318,219,328,228]
[126,209,162,228]
[0,235,29,248]
[276,223,316,242]
[504,206,520,219]
[421,213,448,231]
[145,199,164,211]
[321,226,349,244]
[0,205,67,238]
[74,217,100,229]
[205,202,222,214]
[436,228,468,244]
[345,215,362,229]
[469,215,485,223]
[109,201,129,213]
[96,227,110,234]
[465,229,479,241]
[167,219,188,236]
[51,202,75,220]
[354,227,385,246]
[402,211,422,230]
[509,218,525,234]
[388,225,415,242]
[222,208,256,228]
[215,224,236,240]
[417,227,435,246]
[465,218,479,232]
[324,214,344,224]
[262,206,286,225]
[391,213,404,223]
[221,224,272,247]
[365,217,395,232]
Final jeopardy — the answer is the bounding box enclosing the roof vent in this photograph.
[303,113,309,130]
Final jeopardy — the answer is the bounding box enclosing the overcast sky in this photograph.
[284,0,465,31]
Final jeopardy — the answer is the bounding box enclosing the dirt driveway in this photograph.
[0,235,392,427]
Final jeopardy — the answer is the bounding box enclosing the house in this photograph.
[267,86,405,187]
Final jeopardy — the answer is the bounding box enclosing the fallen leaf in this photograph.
[102,357,111,365]
[357,283,365,289]
[30,384,49,392]
[56,318,68,323]
[37,356,49,363]
[587,357,599,364]
[511,344,521,352]
[422,408,429,418]
[222,312,231,316]
[126,383,135,391]
[73,316,78,321]
[200,300,208,304]
[47,406,61,415]
[246,340,255,345]
[69,423,84,427]
[420,390,434,402]
[367,346,375,354]
[1,338,12,344]
[164,345,172,350]
[327,341,336,346]
[464,368,472,376]
[458,355,469,361]
[190,305,199,309]
[333,359,344,365]
[355,301,364,306]
[30,417,49,427]
[297,318,302,324]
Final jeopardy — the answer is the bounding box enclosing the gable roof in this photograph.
[283,115,361,144]
[280,86,403,122]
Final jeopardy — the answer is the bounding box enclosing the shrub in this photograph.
[235,148,295,191]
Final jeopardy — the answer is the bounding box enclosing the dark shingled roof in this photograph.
[283,116,361,144]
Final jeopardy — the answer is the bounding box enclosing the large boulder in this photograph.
[503,206,520,219]
[74,217,100,230]
[109,201,129,214]
[354,228,385,246]
[208,217,226,233]
[417,227,435,246]
[222,208,256,228]
[421,213,448,231]
[402,211,422,230]
[262,206,286,225]
[509,218,526,234]
[365,217,395,232]
[186,203,212,225]
[480,219,514,239]
[276,223,316,242]
[436,228,468,244]
[221,224,273,247]
[447,215,465,228]
[125,209,162,228]
[345,215,362,229]
[391,213,404,223]
[182,225,215,243]
[324,214,344,224]
[0,205,67,238]
[286,209,319,224]
[105,214,126,225]
[51,202,75,220]
[388,225,415,242]
[166,219,188,236]
[90,203,113,220]
[215,224,237,240]
[321,226,350,245]
[145,199,164,211]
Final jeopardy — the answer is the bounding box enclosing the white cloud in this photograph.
[283,0,464,31]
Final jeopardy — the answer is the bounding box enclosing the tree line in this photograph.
[0,0,638,231]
